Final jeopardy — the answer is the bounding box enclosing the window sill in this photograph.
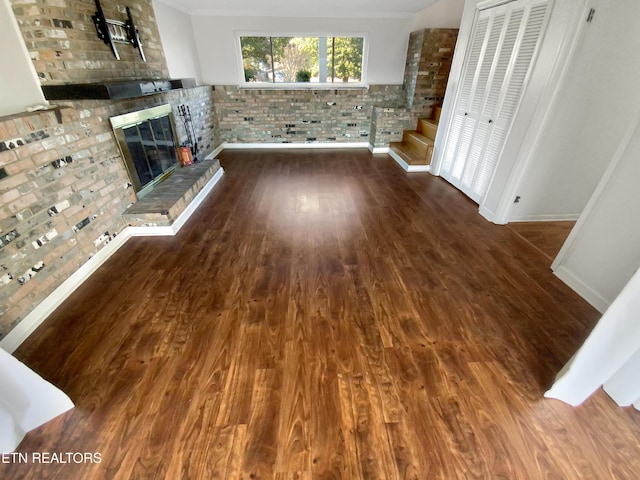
[238,82,369,91]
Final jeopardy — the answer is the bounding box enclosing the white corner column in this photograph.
[0,0,47,116]
[0,348,74,452]
[544,269,640,408]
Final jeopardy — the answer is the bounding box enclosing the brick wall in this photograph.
[11,0,168,84]
[371,28,459,147]
[170,87,220,160]
[403,30,424,109]
[410,28,458,115]
[0,86,219,339]
[1,0,220,340]
[212,85,404,145]
[370,107,416,149]
[206,30,459,148]
[0,105,132,338]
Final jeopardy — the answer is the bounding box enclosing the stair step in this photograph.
[402,130,434,157]
[404,130,434,147]
[417,119,438,139]
[389,141,433,166]
[434,106,442,123]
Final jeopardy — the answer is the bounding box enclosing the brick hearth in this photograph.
[123,158,222,228]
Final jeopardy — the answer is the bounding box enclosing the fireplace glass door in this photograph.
[110,104,179,198]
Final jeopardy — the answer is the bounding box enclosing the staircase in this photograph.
[389,107,441,172]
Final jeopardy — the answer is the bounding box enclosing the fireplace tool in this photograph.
[178,104,198,161]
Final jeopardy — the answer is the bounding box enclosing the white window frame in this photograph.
[234,31,369,89]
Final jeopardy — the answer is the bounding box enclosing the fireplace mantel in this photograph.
[41,78,197,101]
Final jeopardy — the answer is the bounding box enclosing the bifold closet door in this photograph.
[440,0,551,204]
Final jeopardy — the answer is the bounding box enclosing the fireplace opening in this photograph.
[110,104,179,198]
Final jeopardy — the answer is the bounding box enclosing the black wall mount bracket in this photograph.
[91,0,146,61]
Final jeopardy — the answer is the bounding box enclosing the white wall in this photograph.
[508,0,640,222]
[413,0,464,29]
[153,0,202,82]
[0,0,46,116]
[553,112,640,312]
[190,15,413,85]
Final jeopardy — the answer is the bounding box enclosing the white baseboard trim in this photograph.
[0,231,132,353]
[388,149,431,172]
[553,265,610,314]
[126,225,174,236]
[508,213,581,222]
[166,167,224,235]
[479,205,498,224]
[207,144,224,160]
[406,165,431,173]
[221,142,369,150]
[369,144,390,154]
[0,168,225,353]
[126,167,225,237]
[481,207,578,225]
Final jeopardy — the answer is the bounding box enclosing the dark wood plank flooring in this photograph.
[508,221,576,262]
[3,149,640,479]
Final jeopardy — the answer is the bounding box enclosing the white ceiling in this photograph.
[157,0,440,18]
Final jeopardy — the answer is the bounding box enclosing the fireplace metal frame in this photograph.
[110,104,179,199]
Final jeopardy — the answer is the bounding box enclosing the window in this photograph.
[239,36,366,86]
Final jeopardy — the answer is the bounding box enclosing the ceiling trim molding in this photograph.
[153,0,436,19]
[188,8,416,19]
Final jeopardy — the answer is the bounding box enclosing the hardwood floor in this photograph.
[3,149,640,479]
[508,221,576,262]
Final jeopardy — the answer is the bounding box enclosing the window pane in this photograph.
[151,117,177,172]
[139,121,162,177]
[241,36,273,82]
[240,35,364,84]
[270,36,293,82]
[276,37,316,82]
[124,125,152,187]
[330,37,363,83]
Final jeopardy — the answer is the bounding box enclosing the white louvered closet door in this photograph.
[440,0,551,204]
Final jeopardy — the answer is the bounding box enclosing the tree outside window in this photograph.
[240,36,364,85]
